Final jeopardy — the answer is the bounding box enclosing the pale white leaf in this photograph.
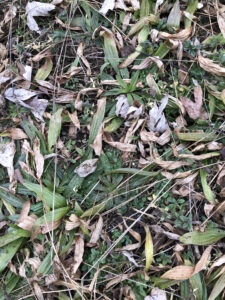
[0,141,16,182]
[148,95,169,133]
[75,159,98,178]
[99,0,115,15]
[26,1,55,34]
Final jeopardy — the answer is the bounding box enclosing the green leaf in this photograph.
[34,57,53,81]
[104,117,124,132]
[0,238,25,272]
[0,228,30,247]
[23,181,66,209]
[89,98,106,144]
[48,108,63,152]
[144,225,153,271]
[34,206,69,228]
[184,0,198,28]
[175,131,218,142]
[208,273,225,300]
[0,186,25,208]
[81,202,105,218]
[167,0,181,29]
[37,251,52,275]
[106,168,159,177]
[189,273,206,300]
[179,228,225,245]
[200,169,217,205]
[103,30,120,73]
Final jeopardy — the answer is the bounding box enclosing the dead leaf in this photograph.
[193,245,212,275]
[161,170,193,180]
[145,287,167,300]
[147,95,169,133]
[77,42,91,76]
[180,81,203,120]
[106,272,137,289]
[161,265,194,280]
[103,134,137,152]
[17,63,32,81]
[2,128,28,140]
[26,1,55,34]
[115,94,143,119]
[179,152,220,161]
[73,235,84,274]
[91,124,103,156]
[0,43,8,59]
[198,55,225,77]
[133,56,164,72]
[40,219,61,234]
[89,216,103,244]
[5,88,38,103]
[68,111,80,130]
[0,140,15,181]
[140,129,171,146]
[99,0,115,15]
[33,281,44,300]
[217,4,225,38]
[33,137,44,179]
[158,27,192,42]
[75,159,98,178]
[18,215,37,232]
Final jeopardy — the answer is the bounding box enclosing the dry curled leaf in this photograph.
[180,81,203,120]
[33,137,44,179]
[0,140,15,182]
[89,216,103,244]
[73,235,84,274]
[26,1,55,34]
[198,55,225,77]
[217,4,225,38]
[103,133,136,152]
[148,95,169,133]
[75,159,98,178]
[161,265,195,280]
[99,0,115,15]
[145,287,167,300]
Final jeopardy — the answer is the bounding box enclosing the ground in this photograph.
[0,0,225,299]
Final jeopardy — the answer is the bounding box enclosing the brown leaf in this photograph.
[73,235,84,274]
[161,265,194,280]
[161,170,193,180]
[180,81,203,120]
[33,282,44,300]
[0,43,8,59]
[145,287,167,300]
[77,42,91,76]
[132,56,164,73]
[217,4,225,38]
[89,215,103,244]
[158,27,192,42]
[106,272,137,289]
[40,219,61,234]
[193,245,212,275]
[68,111,80,129]
[103,133,136,152]
[140,129,171,146]
[3,128,28,140]
[179,152,220,161]
[33,137,44,179]
[198,55,225,77]
[151,150,192,170]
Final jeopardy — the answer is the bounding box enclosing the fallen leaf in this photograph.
[0,43,8,59]
[145,287,167,300]
[48,107,63,152]
[116,95,130,118]
[193,245,212,275]
[26,1,55,34]
[158,26,192,42]
[180,81,203,120]
[1,128,28,140]
[161,265,195,280]
[133,56,164,72]
[5,88,38,103]
[73,235,84,274]
[89,216,103,244]
[17,63,32,81]
[217,4,225,38]
[77,42,91,76]
[0,140,15,182]
[167,0,181,28]
[198,55,225,77]
[33,137,44,179]
[147,95,169,133]
[33,282,44,300]
[99,0,115,15]
[68,111,80,129]
[106,272,137,289]
[103,134,137,152]
[179,152,220,161]
[75,159,98,178]
[140,129,171,146]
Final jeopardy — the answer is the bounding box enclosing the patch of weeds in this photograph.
[156,252,172,266]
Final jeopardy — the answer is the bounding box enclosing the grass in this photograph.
[0,0,225,299]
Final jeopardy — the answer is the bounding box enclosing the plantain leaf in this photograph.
[179,228,225,246]
[48,107,63,152]
[0,228,30,247]
[23,181,66,208]
[0,238,25,272]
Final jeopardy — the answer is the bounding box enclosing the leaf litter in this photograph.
[0,0,225,299]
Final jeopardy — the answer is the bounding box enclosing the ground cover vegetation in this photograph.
[0,0,225,299]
